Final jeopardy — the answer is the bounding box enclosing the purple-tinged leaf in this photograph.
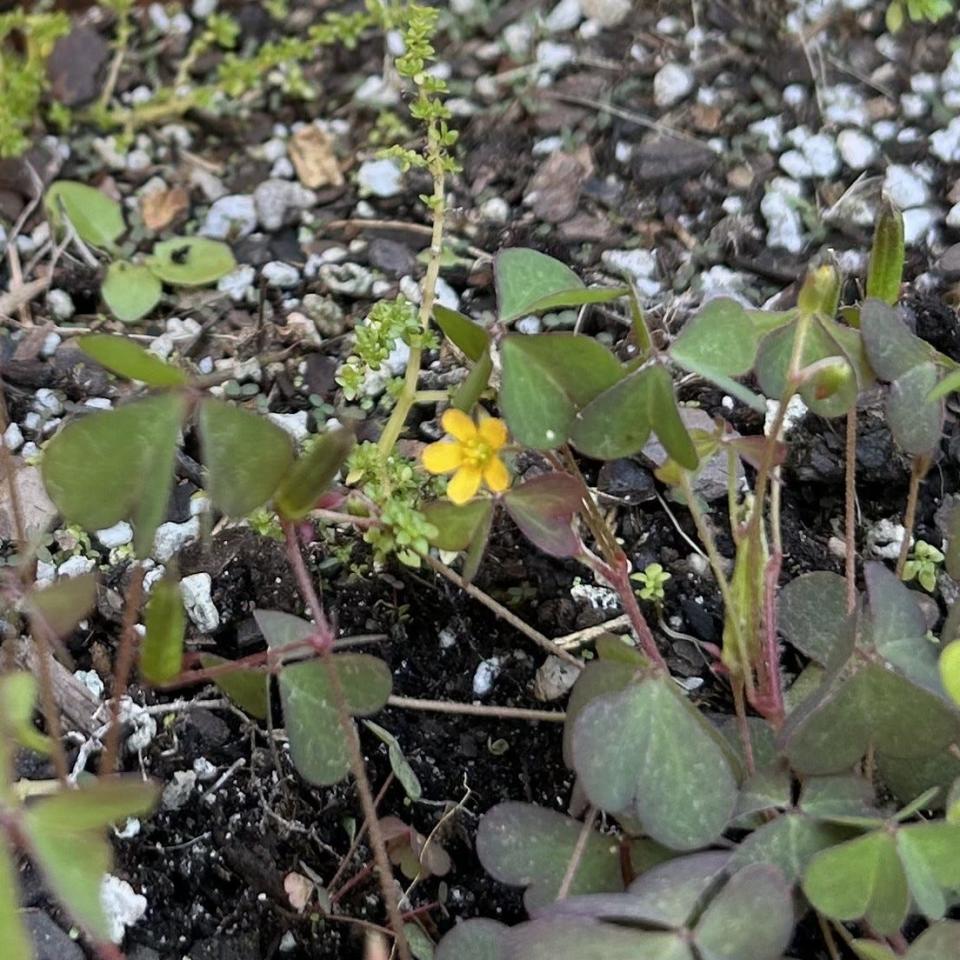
[503,473,583,558]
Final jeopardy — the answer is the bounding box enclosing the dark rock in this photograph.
[935,243,960,280]
[183,709,231,750]
[527,151,589,223]
[631,139,716,186]
[47,26,110,107]
[303,354,338,399]
[190,933,260,960]
[368,237,416,277]
[23,910,84,960]
[681,598,718,643]
[597,459,657,504]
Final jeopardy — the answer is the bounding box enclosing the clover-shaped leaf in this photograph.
[887,362,943,457]
[141,575,186,685]
[503,473,583,558]
[78,333,187,387]
[45,180,125,250]
[434,305,490,361]
[496,248,585,323]
[423,499,494,552]
[499,333,623,449]
[42,394,187,558]
[199,399,294,518]
[436,918,508,960]
[101,262,163,324]
[148,236,236,285]
[572,674,737,850]
[26,572,97,638]
[274,427,354,520]
[860,298,930,382]
[199,654,269,719]
[280,653,391,785]
[778,571,850,666]
[476,802,625,910]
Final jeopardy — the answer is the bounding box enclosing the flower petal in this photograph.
[442,408,477,443]
[422,441,463,475]
[478,416,508,450]
[482,455,510,494]
[447,465,481,505]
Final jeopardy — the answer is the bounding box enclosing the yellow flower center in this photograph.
[461,435,492,469]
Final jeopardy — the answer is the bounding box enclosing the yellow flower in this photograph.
[422,409,510,505]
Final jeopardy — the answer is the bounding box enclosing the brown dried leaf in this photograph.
[141,186,190,232]
[289,126,344,189]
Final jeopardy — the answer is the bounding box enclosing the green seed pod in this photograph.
[866,199,905,306]
[797,264,841,319]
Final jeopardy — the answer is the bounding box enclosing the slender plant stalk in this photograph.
[328,774,396,895]
[283,522,411,960]
[424,554,581,668]
[896,456,928,578]
[101,565,145,774]
[556,807,597,900]
[844,408,858,613]
[377,168,446,459]
[387,695,565,723]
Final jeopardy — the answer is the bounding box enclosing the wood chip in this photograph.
[289,126,344,189]
[141,185,190,231]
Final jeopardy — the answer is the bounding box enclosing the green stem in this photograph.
[377,166,446,459]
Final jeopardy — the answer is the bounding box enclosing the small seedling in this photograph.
[631,562,672,603]
[903,540,944,592]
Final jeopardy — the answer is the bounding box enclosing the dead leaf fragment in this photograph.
[0,461,57,541]
[289,126,344,189]
[141,186,190,231]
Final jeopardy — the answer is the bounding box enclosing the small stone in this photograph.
[837,129,879,170]
[516,316,542,335]
[46,289,75,321]
[354,74,400,107]
[262,261,301,288]
[867,518,909,560]
[761,177,806,254]
[533,656,580,701]
[100,875,147,945]
[597,458,656,504]
[902,207,939,247]
[357,158,403,198]
[33,388,62,418]
[942,48,960,90]
[41,332,61,357]
[192,0,216,17]
[823,83,868,127]
[654,62,695,109]
[581,0,630,26]
[900,93,928,119]
[535,41,576,72]
[253,179,316,231]
[96,521,133,548]
[318,262,374,297]
[779,149,813,179]
[200,195,257,240]
[57,555,96,578]
[480,196,509,222]
[601,248,660,296]
[180,572,220,632]
[783,83,808,107]
[193,757,218,781]
[4,423,23,451]
[947,206,960,230]
[161,770,197,811]
[883,164,929,209]
[153,517,200,561]
[126,149,151,173]
[802,133,840,178]
[217,264,256,302]
[472,657,504,698]
[268,410,310,444]
[748,116,783,151]
[931,118,960,164]
[24,910,85,960]
[545,0,582,31]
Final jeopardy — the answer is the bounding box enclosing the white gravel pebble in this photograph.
[217,264,256,302]
[262,261,301,288]
[654,62,695,109]
[153,517,200,562]
[544,0,582,32]
[3,423,23,451]
[254,179,316,231]
[883,164,929,209]
[100,875,148,945]
[356,158,403,198]
[748,116,783,151]
[931,117,960,164]
[903,207,940,247]
[46,289,75,321]
[837,129,878,170]
[761,177,806,254]
[96,521,133,548]
[162,770,197,811]
[181,572,220,632]
[472,657,504,698]
[581,0,631,27]
[947,203,960,229]
[200,194,257,240]
[268,410,310,444]
[535,41,576,72]
[57,555,96,578]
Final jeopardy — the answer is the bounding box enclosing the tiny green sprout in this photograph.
[631,563,672,603]
[902,539,944,592]
[886,0,952,32]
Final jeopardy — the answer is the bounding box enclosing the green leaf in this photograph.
[363,720,422,801]
[26,572,97,637]
[275,428,354,520]
[435,918,508,960]
[908,922,960,959]
[645,364,698,470]
[778,571,850,665]
[570,368,653,461]
[280,654,391,785]
[852,941,898,960]
[199,654,269,719]
[0,671,50,754]
[199,399,294,517]
[433,305,490,362]
[502,473,583,558]
[254,609,315,654]
[731,813,853,884]
[452,348,493,413]
[802,832,908,935]
[694,864,794,960]
[495,248,583,323]
[900,821,960,890]
[878,747,960,811]
[45,180,125,250]
[499,334,623,449]
[940,640,960,707]
[572,675,737,850]
[101,262,163,324]
[866,200,905,306]
[505,918,692,960]
[422,499,494,551]
[23,779,159,941]
[523,286,629,317]
[887,362,943,457]
[927,368,960,404]
[42,394,187,557]
[563,658,638,767]
[78,334,187,386]
[799,775,881,823]
[0,841,31,960]
[148,236,236,286]
[896,829,946,920]
[141,576,186,685]
[860,299,930,382]
[476,802,625,910]
[671,298,760,378]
